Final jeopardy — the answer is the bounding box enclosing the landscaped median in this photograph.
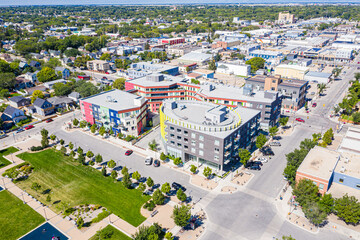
[0,146,19,169]
[13,149,150,227]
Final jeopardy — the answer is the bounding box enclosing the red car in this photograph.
[45,118,53,123]
[25,125,34,130]
[125,150,133,156]
[312,103,317,107]
[295,118,305,123]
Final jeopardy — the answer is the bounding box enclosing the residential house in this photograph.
[24,85,47,96]
[8,96,31,108]
[68,92,81,103]
[55,67,70,79]
[24,72,38,84]
[44,79,68,89]
[61,57,73,66]
[86,60,110,72]
[29,60,41,68]
[19,61,29,69]
[33,98,55,116]
[14,76,34,90]
[2,105,27,123]
[47,96,74,111]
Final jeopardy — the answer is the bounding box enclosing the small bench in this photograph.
[150,210,158,217]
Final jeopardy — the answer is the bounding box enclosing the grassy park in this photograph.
[89,225,132,240]
[17,149,150,227]
[0,190,45,240]
[0,147,18,169]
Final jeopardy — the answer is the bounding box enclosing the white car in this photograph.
[145,156,153,165]
[257,157,268,163]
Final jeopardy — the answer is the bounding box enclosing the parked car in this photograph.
[172,182,186,191]
[145,156,153,165]
[25,125,34,130]
[257,157,268,163]
[270,141,281,147]
[125,150,133,156]
[249,165,261,170]
[16,128,24,133]
[45,118,53,123]
[312,103,317,107]
[295,118,305,123]
[153,160,160,167]
[261,146,274,156]
[0,134,7,139]
[252,161,263,166]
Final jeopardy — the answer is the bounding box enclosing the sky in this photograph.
[1,0,360,6]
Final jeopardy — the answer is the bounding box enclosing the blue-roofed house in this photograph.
[55,67,71,79]
[2,105,27,123]
[8,96,31,108]
[33,98,54,116]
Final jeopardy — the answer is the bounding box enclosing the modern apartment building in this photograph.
[160,100,260,171]
[86,60,110,72]
[80,89,148,136]
[126,73,281,130]
[246,75,308,112]
[161,37,185,45]
[127,62,179,79]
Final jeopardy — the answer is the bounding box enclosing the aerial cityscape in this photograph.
[1,2,360,240]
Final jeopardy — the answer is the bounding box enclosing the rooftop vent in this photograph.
[340,166,346,173]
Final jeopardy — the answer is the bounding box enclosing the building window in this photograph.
[191,148,196,153]
[191,133,196,138]
[215,148,219,153]
[339,178,344,183]
[199,135,204,141]
[177,136,181,140]
[184,130,188,135]
[319,183,324,190]
[177,129,181,133]
[170,126,174,131]
[184,138,188,142]
[191,140,196,146]
[199,150,204,156]
[170,141,175,145]
[199,143,204,149]
[170,134,175,138]
[184,145,188,149]
[177,143,182,147]
[215,140,220,146]
[214,156,219,161]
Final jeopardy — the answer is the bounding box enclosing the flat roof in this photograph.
[297,146,340,181]
[275,64,309,71]
[127,74,187,87]
[162,100,259,138]
[334,151,360,179]
[339,127,360,155]
[179,52,212,62]
[247,75,307,88]
[305,71,332,78]
[81,89,145,112]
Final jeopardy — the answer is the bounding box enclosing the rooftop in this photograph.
[297,146,340,181]
[247,75,308,88]
[275,64,310,72]
[334,151,360,179]
[305,71,332,78]
[178,52,212,62]
[81,89,146,112]
[339,127,360,155]
[127,74,187,87]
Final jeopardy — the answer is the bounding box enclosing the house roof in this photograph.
[9,95,26,103]
[47,96,73,106]
[4,105,20,116]
[68,92,80,99]
[33,98,50,108]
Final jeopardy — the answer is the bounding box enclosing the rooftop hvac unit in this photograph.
[344,158,349,164]
[340,166,346,173]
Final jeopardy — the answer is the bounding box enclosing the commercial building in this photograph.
[304,71,332,84]
[80,89,148,136]
[178,52,212,66]
[161,37,185,45]
[160,100,260,171]
[274,64,309,80]
[166,44,200,56]
[249,50,283,60]
[246,75,308,112]
[127,62,179,79]
[277,12,295,24]
[86,60,110,72]
[216,62,251,77]
[126,74,282,130]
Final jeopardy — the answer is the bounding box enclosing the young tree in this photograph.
[77,146,83,155]
[138,182,146,192]
[111,170,118,180]
[279,117,289,128]
[46,194,51,203]
[303,202,327,226]
[152,189,165,205]
[172,205,191,227]
[292,179,320,207]
[176,188,187,202]
[173,157,182,166]
[122,173,132,189]
[318,193,334,214]
[76,217,84,229]
[113,78,126,90]
[41,137,49,148]
[90,124,97,134]
[317,83,327,96]
[269,126,279,139]
[72,118,79,127]
[256,134,267,149]
[50,134,56,142]
[121,166,128,175]
[161,182,171,195]
[95,154,103,164]
[146,177,154,188]
[164,232,174,240]
[86,150,94,159]
[132,171,141,182]
[99,126,106,136]
[78,154,85,165]
[68,142,74,150]
[160,152,167,162]
[101,166,107,176]
[148,139,157,151]
[107,159,116,169]
[41,128,49,138]
[203,166,212,179]
[334,194,360,225]
[190,165,197,174]
[238,148,251,167]
[60,139,65,146]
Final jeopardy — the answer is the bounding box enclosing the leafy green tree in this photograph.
[334,194,360,225]
[152,189,165,205]
[122,173,132,189]
[238,148,251,166]
[292,179,320,207]
[279,117,289,128]
[148,140,157,151]
[101,166,107,176]
[190,165,197,174]
[95,154,103,164]
[59,139,65,145]
[0,72,16,90]
[86,150,94,159]
[54,82,73,96]
[138,182,146,192]
[317,83,327,95]
[113,78,126,90]
[176,188,187,202]
[46,194,51,202]
[173,157,182,166]
[132,171,141,182]
[77,146,83,155]
[303,202,327,226]
[172,205,191,227]
[256,134,267,149]
[31,90,45,103]
[37,67,57,83]
[121,166,128,175]
[90,124,97,134]
[161,182,171,195]
[100,53,111,61]
[269,126,279,138]
[319,193,334,214]
[111,170,118,180]
[300,138,317,151]
[77,217,84,229]
[160,152,167,161]
[49,134,56,142]
[164,232,174,240]
[68,142,74,150]
[60,146,67,155]
[203,167,212,179]
[208,59,217,70]
[146,177,154,188]
[246,57,265,73]
[107,159,116,168]
[31,182,41,191]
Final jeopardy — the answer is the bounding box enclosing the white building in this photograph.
[216,62,251,77]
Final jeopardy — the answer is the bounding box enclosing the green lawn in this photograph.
[89,225,132,240]
[17,149,149,227]
[0,190,45,240]
[0,147,19,169]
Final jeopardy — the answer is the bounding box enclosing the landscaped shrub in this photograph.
[30,146,44,151]
[91,209,110,223]
[143,200,156,211]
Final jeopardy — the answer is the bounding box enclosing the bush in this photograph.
[143,200,156,211]
[160,152,167,161]
[92,209,110,223]
[30,146,44,151]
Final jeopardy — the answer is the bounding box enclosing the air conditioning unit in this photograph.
[340,166,346,173]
